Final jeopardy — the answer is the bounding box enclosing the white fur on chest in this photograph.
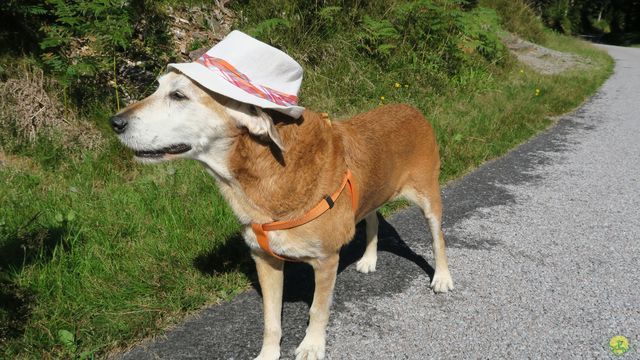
[205,169,325,259]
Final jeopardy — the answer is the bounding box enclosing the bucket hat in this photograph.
[168,30,305,118]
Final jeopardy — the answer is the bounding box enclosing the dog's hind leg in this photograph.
[422,189,454,293]
[403,183,454,293]
[296,253,339,360]
[356,212,379,273]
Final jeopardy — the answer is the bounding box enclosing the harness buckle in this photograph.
[324,196,335,209]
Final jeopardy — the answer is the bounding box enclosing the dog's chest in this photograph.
[241,226,325,259]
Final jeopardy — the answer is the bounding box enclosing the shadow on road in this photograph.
[193,213,435,307]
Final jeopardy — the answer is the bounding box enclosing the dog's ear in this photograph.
[225,103,285,151]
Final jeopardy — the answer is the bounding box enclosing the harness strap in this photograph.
[251,170,358,261]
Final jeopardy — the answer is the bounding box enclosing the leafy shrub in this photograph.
[237,0,506,89]
[37,0,134,77]
[390,2,505,65]
[246,18,292,40]
[543,0,572,33]
[1,0,174,106]
[480,0,547,43]
[356,16,400,58]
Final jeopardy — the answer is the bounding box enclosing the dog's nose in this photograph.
[110,115,128,134]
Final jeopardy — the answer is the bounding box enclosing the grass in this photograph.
[434,29,613,182]
[0,140,250,358]
[479,0,546,43]
[0,2,613,359]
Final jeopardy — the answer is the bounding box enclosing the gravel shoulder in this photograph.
[120,44,639,359]
[503,32,594,74]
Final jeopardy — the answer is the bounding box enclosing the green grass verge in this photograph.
[436,30,613,182]
[0,145,249,358]
[1,15,613,360]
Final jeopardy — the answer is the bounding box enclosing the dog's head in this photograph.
[110,70,285,177]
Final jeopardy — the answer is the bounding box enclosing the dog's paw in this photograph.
[355,255,377,274]
[254,346,280,360]
[430,270,454,293]
[295,337,325,360]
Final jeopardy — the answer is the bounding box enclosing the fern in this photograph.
[356,16,399,58]
[2,0,172,104]
[247,18,292,40]
[458,7,505,60]
[318,6,342,21]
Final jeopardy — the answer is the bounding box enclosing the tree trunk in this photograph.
[598,8,603,23]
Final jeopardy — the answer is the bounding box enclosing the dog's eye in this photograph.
[170,90,188,100]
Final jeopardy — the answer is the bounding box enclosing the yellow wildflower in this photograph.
[394,82,401,88]
[380,96,385,100]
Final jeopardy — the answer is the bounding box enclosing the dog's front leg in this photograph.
[295,253,339,360]
[253,252,285,360]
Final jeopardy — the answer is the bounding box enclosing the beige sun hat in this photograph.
[168,30,305,118]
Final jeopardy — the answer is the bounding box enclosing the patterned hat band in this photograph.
[196,54,299,107]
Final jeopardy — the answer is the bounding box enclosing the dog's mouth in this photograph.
[134,143,192,158]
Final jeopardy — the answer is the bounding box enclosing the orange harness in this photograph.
[250,170,358,261]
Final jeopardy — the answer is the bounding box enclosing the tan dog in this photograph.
[111,71,453,360]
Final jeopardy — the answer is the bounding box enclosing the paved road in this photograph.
[121,44,639,359]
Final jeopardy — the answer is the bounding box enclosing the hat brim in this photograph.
[168,62,305,118]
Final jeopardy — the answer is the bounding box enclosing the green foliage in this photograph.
[383,1,505,72]
[317,5,342,28]
[543,0,574,33]
[592,19,611,33]
[0,0,615,358]
[480,0,547,43]
[188,37,207,52]
[1,0,174,105]
[57,329,76,353]
[525,0,640,38]
[356,16,400,58]
[1,140,249,358]
[246,18,292,40]
[239,0,506,95]
[39,0,133,76]
[457,7,505,59]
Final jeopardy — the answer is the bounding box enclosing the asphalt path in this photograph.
[121,44,639,359]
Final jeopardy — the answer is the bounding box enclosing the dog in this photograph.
[111,70,454,360]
